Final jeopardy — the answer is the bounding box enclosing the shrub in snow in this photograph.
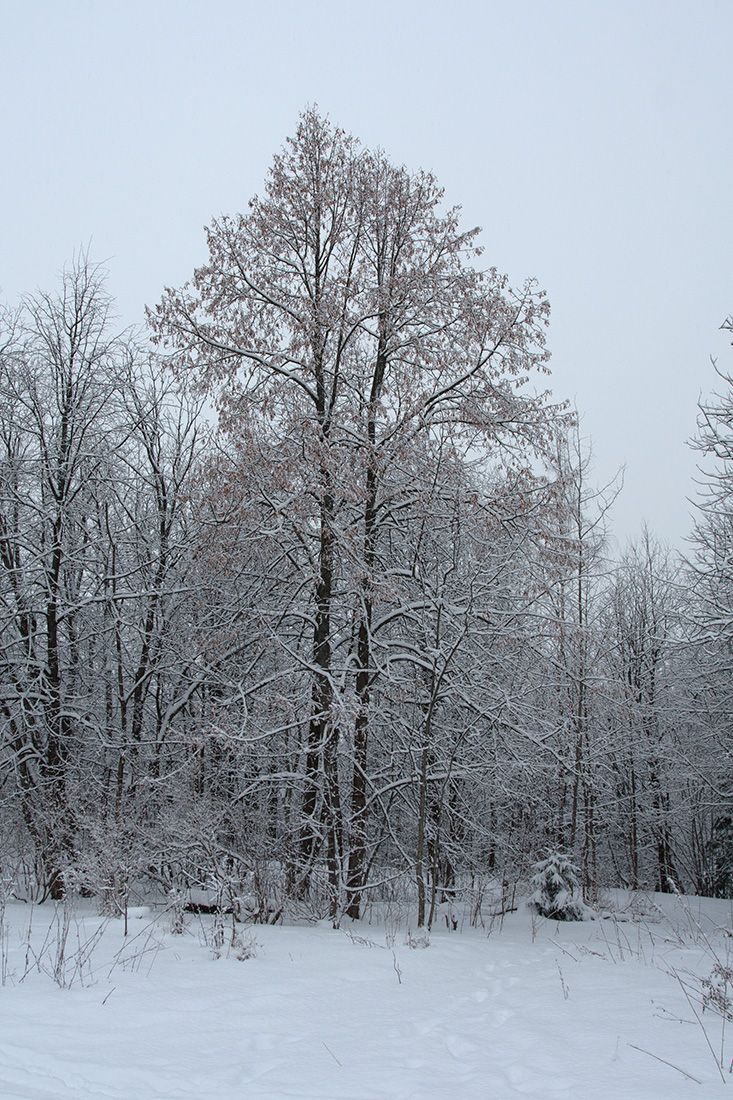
[529,852,587,921]
[167,888,186,935]
[210,909,226,957]
[231,928,259,961]
[406,930,430,949]
[701,961,733,1021]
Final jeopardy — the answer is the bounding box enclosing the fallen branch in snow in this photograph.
[341,928,387,949]
[184,902,232,916]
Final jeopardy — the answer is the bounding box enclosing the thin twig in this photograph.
[322,1041,342,1067]
[627,1043,702,1085]
[670,966,727,1084]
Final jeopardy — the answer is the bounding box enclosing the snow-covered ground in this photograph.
[0,892,730,1098]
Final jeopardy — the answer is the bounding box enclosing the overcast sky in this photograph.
[2,0,731,547]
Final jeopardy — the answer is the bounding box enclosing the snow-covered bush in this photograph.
[406,930,430,949]
[231,928,259,961]
[529,852,587,921]
[167,888,186,935]
[701,961,733,1021]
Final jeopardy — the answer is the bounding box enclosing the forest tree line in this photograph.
[0,112,730,925]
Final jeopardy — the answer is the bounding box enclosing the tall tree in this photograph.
[150,109,564,919]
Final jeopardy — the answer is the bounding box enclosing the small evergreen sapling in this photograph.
[529,852,587,921]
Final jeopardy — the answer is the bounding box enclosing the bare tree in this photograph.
[150,109,565,920]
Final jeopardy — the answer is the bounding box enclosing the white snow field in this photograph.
[0,892,730,1099]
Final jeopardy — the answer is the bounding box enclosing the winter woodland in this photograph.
[0,110,731,928]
